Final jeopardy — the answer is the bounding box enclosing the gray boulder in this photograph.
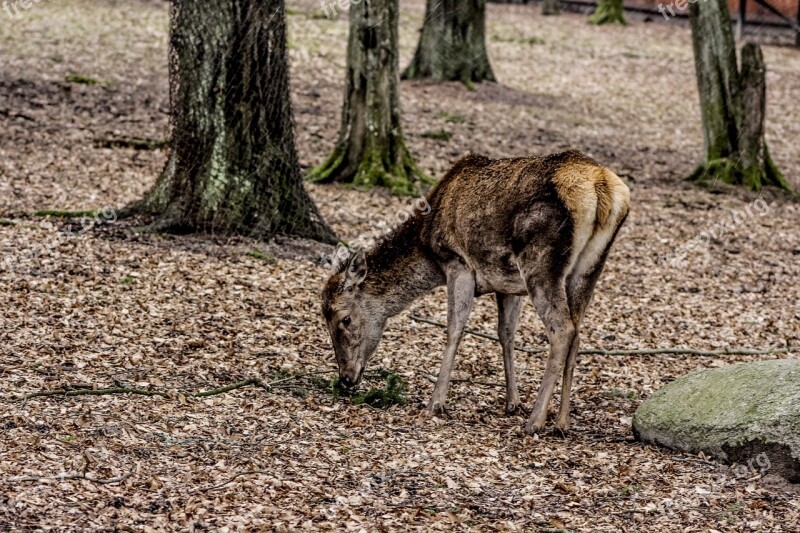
[632,359,800,482]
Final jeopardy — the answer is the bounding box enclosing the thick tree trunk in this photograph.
[307,0,431,195]
[403,0,496,83]
[689,0,740,162]
[589,0,627,24]
[542,0,561,16]
[130,0,335,242]
[687,0,791,191]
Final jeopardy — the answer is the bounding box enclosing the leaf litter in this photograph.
[1,0,799,530]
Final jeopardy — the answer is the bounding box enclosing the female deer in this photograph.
[321,151,630,433]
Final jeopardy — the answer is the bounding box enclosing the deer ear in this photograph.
[344,248,367,290]
[330,244,351,273]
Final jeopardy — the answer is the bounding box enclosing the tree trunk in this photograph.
[542,0,561,16]
[589,0,627,24]
[403,0,496,83]
[737,43,790,189]
[689,0,740,162]
[130,0,335,242]
[687,0,791,191]
[307,0,431,195]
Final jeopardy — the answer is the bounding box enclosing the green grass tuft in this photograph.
[309,9,334,19]
[246,249,277,264]
[0,219,15,227]
[310,369,407,408]
[520,36,546,45]
[352,370,407,408]
[34,209,98,218]
[421,129,453,142]
[437,112,466,124]
[308,375,353,398]
[617,484,642,498]
[604,389,636,399]
[491,34,544,45]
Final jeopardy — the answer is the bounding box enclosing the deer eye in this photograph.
[341,316,351,327]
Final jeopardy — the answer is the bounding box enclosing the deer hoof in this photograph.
[554,416,570,432]
[426,399,448,417]
[505,400,522,416]
[524,419,545,434]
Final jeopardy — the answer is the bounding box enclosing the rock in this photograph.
[633,359,800,482]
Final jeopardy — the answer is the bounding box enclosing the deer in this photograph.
[321,150,630,433]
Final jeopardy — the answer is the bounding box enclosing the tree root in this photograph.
[589,0,627,25]
[686,155,794,193]
[306,140,434,196]
[410,315,794,357]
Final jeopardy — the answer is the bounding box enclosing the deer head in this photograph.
[321,245,387,388]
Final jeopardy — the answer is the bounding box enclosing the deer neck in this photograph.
[363,226,445,318]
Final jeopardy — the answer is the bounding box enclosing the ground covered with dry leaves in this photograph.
[1,0,799,530]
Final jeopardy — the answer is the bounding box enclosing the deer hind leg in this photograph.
[556,229,623,430]
[427,265,475,415]
[524,274,575,434]
[556,330,581,431]
[555,270,600,431]
[496,293,522,415]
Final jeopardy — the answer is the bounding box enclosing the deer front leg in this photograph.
[496,293,522,415]
[525,280,575,434]
[427,266,475,415]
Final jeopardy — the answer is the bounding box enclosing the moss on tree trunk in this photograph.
[403,0,496,83]
[688,0,792,191]
[128,0,335,242]
[307,0,431,195]
[589,0,627,24]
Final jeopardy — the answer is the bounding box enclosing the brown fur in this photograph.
[322,150,630,432]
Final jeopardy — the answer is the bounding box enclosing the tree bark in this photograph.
[542,0,561,16]
[403,0,496,83]
[589,0,627,24]
[689,0,740,162]
[737,43,789,189]
[307,0,431,195]
[129,0,335,242]
[687,0,791,191]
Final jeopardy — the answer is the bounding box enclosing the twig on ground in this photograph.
[410,315,794,357]
[12,471,133,485]
[191,377,265,397]
[260,370,332,388]
[198,470,272,492]
[18,371,335,403]
[20,387,169,402]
